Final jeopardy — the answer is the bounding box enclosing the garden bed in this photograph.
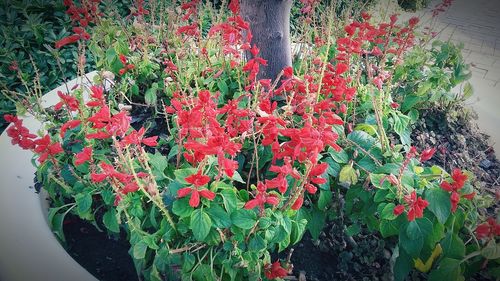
[61,101,499,281]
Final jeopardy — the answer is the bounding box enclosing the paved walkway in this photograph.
[373,0,500,156]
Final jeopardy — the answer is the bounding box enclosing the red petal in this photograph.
[199,189,216,200]
[177,187,192,198]
[189,190,200,207]
[55,34,80,49]
[244,199,260,210]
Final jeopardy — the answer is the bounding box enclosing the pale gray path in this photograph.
[374,0,500,156]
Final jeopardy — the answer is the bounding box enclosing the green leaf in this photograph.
[381,203,398,220]
[217,80,229,95]
[400,224,423,257]
[206,204,232,228]
[75,192,92,215]
[370,174,391,190]
[481,239,500,260]
[172,199,193,218]
[148,152,169,180]
[190,209,212,241]
[230,209,256,230]
[248,235,266,251]
[220,189,237,214]
[425,187,451,224]
[133,241,148,260]
[307,207,325,240]
[328,147,349,164]
[131,84,139,96]
[441,232,465,259]
[317,189,332,210]
[339,165,358,186]
[346,224,361,236]
[347,130,379,150]
[380,219,400,238]
[462,82,473,100]
[394,246,413,281]
[103,209,120,233]
[428,258,461,281]
[290,219,307,245]
[231,171,245,184]
[145,82,158,106]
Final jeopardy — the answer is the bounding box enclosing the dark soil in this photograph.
[411,106,500,209]
[62,104,499,281]
[64,215,138,281]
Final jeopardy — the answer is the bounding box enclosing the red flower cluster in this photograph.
[34,135,64,164]
[177,0,201,37]
[432,0,453,17]
[91,161,146,205]
[337,12,419,90]
[177,170,215,208]
[131,0,149,17]
[55,91,80,112]
[75,147,92,166]
[244,182,279,212]
[118,54,135,76]
[299,0,319,15]
[264,261,288,280]
[420,147,436,162]
[166,90,246,179]
[475,217,500,240]
[56,0,101,48]
[440,168,475,212]
[4,114,37,150]
[4,115,64,164]
[394,191,429,221]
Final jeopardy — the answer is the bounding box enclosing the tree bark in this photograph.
[240,0,292,81]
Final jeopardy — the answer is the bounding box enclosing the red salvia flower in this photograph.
[60,119,82,138]
[34,135,64,164]
[54,91,80,112]
[420,147,436,162]
[440,168,471,213]
[244,182,280,211]
[177,171,214,208]
[264,261,289,280]
[475,217,500,240]
[402,191,429,221]
[74,147,92,166]
[393,204,405,216]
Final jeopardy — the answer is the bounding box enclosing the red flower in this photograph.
[475,217,500,240]
[54,91,80,112]
[450,191,460,213]
[75,147,92,166]
[264,261,288,280]
[177,171,214,208]
[228,0,239,14]
[60,119,81,138]
[393,204,405,216]
[390,102,400,109]
[119,54,127,65]
[403,191,428,221]
[55,34,80,49]
[440,168,470,213]
[283,66,293,77]
[185,170,210,186]
[420,148,436,162]
[244,182,280,211]
[291,195,304,210]
[34,135,64,163]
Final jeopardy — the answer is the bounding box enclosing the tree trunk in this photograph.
[240,0,292,81]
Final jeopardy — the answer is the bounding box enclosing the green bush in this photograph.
[0,0,90,132]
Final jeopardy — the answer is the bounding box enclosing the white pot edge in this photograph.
[0,72,100,281]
